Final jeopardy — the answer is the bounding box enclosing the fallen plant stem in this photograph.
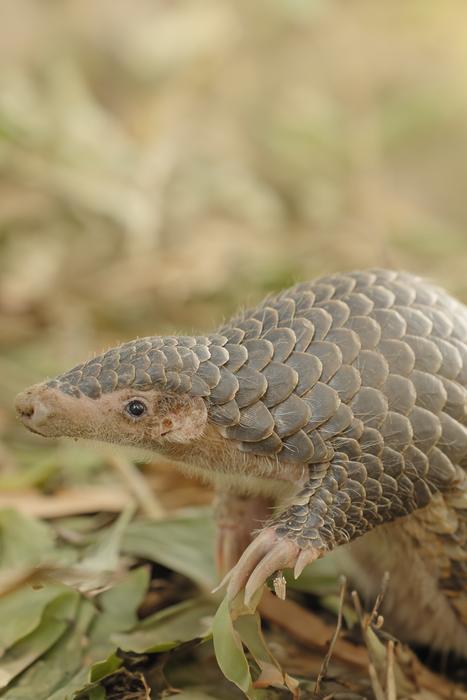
[0,487,132,518]
[314,575,347,694]
[351,588,467,700]
[369,570,389,629]
[105,452,166,520]
[385,640,396,700]
[368,662,386,700]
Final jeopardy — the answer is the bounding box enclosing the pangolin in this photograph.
[15,269,467,657]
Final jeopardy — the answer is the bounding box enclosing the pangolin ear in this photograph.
[162,396,208,443]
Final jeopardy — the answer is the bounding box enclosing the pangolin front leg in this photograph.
[224,467,335,603]
[214,491,272,576]
[225,444,465,632]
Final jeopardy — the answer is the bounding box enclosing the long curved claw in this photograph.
[294,547,320,579]
[226,528,279,602]
[244,538,300,605]
[224,527,324,606]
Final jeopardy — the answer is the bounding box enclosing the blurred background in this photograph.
[2,0,467,495]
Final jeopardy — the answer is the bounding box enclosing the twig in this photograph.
[368,570,389,629]
[105,452,165,520]
[385,640,396,700]
[368,663,386,700]
[314,575,347,694]
[0,487,132,518]
[351,587,467,700]
[351,588,364,622]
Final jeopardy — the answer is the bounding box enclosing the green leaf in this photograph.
[89,566,150,656]
[81,687,106,700]
[46,669,90,700]
[75,668,149,700]
[63,567,150,695]
[112,597,214,653]
[79,596,215,696]
[212,596,262,700]
[174,690,242,700]
[0,584,72,653]
[88,652,122,685]
[0,590,79,689]
[3,599,96,700]
[0,509,56,569]
[79,504,135,574]
[235,614,298,696]
[66,504,136,593]
[0,461,58,491]
[0,620,67,690]
[122,513,216,589]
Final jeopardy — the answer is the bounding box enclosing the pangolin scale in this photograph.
[16,268,467,657]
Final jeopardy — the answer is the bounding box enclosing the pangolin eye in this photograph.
[126,399,147,418]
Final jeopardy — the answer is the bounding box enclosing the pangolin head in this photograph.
[15,336,208,449]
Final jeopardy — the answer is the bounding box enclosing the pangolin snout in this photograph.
[15,388,52,434]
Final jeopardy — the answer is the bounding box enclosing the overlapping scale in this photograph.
[50,269,467,569]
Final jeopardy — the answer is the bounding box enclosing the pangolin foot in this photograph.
[222,527,322,606]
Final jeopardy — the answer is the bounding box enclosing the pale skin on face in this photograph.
[15,383,209,449]
[16,382,306,491]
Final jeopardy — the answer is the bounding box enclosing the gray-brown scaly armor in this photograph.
[48,269,467,625]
